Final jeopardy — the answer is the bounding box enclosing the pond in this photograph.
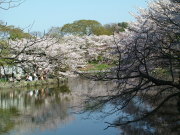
[0,77,179,135]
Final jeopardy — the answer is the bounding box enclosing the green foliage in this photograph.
[152,68,170,79]
[0,107,19,134]
[8,28,31,40]
[50,20,128,36]
[0,40,10,56]
[0,23,31,40]
[61,20,102,36]
[103,23,117,34]
[91,63,112,71]
[81,63,112,71]
[92,26,112,36]
[0,40,14,65]
[104,22,128,34]
[0,78,7,82]
[0,22,32,67]
[59,84,71,93]
[118,22,128,32]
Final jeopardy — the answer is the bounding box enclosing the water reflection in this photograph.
[0,107,19,134]
[0,84,74,134]
[113,96,180,135]
[0,77,179,135]
[0,79,119,135]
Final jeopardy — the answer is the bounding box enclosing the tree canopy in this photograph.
[0,22,31,40]
[60,20,128,36]
[104,22,128,34]
[61,20,102,36]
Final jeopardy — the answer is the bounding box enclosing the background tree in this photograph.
[0,22,32,40]
[47,27,62,38]
[104,22,128,34]
[61,20,102,36]
[60,19,120,36]
[48,20,128,37]
[91,25,112,36]
[117,22,128,32]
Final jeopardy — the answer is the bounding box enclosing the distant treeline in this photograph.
[47,20,128,37]
[0,21,32,40]
[0,20,128,38]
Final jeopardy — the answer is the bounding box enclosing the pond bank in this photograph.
[0,77,67,89]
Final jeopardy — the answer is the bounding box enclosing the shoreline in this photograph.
[0,77,67,89]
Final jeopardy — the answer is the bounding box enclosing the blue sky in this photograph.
[0,0,149,32]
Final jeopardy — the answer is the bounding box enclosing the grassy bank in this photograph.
[79,63,113,71]
[0,78,67,89]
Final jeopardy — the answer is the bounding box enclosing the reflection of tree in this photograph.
[0,107,19,134]
[72,76,179,135]
[0,85,74,133]
[115,97,180,135]
[0,77,179,134]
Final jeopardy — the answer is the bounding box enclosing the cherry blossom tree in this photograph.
[6,36,65,77]
[84,0,180,129]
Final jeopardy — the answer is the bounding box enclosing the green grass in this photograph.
[0,78,63,89]
[0,78,8,83]
[91,63,111,71]
[80,63,112,71]
[152,68,170,78]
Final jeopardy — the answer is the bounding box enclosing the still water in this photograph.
[0,77,179,135]
[0,77,120,135]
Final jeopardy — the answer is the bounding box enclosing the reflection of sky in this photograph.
[57,114,120,135]
[0,77,177,135]
[0,80,120,135]
[132,97,153,112]
[9,108,120,135]
[27,114,120,135]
